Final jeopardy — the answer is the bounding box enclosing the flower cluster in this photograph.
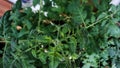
[9,0,120,13]
[9,0,40,13]
[110,0,120,6]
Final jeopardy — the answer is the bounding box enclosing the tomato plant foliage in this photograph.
[0,0,120,68]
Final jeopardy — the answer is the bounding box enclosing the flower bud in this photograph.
[16,26,22,30]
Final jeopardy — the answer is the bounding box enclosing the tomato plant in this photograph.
[0,0,120,68]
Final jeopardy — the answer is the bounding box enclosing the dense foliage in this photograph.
[0,0,120,68]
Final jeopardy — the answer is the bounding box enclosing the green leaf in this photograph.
[108,48,116,58]
[51,6,63,13]
[82,11,87,20]
[82,63,91,68]
[49,56,60,68]
[18,29,28,38]
[33,0,40,6]
[68,37,77,54]
[107,24,120,38]
[24,20,32,30]
[92,0,99,8]
[38,52,47,64]
[71,53,79,60]
[10,39,17,52]
[101,20,107,26]
[21,59,35,68]
[37,35,53,43]
[97,13,107,20]
[48,52,62,68]
[91,15,96,23]
[9,10,20,21]
[31,50,37,58]
[12,0,22,10]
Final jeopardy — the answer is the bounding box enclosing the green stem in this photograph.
[86,8,118,29]
[86,15,109,29]
[38,0,43,25]
[2,21,8,68]
[80,12,86,28]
